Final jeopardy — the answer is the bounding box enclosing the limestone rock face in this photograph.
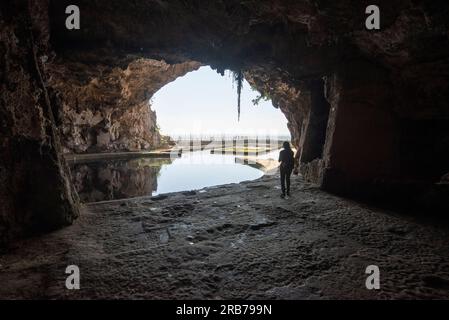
[47,58,201,153]
[0,1,79,244]
[245,70,309,151]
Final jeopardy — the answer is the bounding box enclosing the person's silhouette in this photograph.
[278,141,294,198]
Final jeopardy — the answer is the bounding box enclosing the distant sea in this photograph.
[167,133,292,141]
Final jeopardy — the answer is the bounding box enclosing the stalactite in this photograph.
[232,70,244,121]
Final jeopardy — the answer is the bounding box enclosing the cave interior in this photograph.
[1,0,449,245]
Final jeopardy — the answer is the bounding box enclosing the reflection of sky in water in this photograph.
[71,149,281,202]
[153,150,265,195]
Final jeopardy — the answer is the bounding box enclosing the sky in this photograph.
[151,66,290,138]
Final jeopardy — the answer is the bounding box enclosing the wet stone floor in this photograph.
[1,175,449,299]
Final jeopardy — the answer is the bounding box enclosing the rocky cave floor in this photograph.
[1,174,449,299]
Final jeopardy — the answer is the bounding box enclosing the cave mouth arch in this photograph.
[66,64,294,203]
[150,65,291,140]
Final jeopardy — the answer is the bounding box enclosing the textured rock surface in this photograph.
[47,58,201,153]
[0,1,79,245]
[1,175,449,299]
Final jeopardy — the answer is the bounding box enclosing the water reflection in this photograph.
[69,150,268,203]
[70,158,171,203]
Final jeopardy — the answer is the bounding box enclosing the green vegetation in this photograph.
[251,92,271,106]
[249,84,271,106]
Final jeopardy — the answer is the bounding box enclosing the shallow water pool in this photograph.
[69,150,277,203]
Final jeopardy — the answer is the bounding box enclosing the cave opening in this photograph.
[151,66,291,140]
[69,65,293,203]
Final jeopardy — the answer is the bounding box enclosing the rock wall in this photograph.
[47,58,201,153]
[320,61,398,194]
[0,0,79,244]
[249,58,449,198]
[245,70,309,152]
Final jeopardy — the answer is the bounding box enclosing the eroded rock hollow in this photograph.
[48,58,200,153]
[1,0,449,243]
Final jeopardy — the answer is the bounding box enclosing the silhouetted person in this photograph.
[279,141,294,198]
